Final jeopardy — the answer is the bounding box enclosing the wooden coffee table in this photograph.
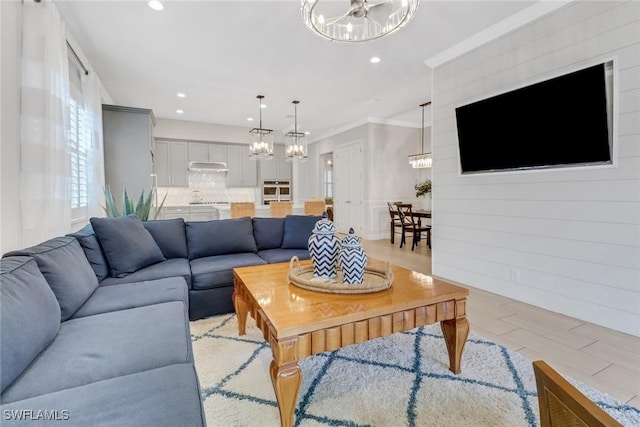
[233,259,470,427]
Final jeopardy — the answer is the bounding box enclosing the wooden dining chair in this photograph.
[304,200,326,216]
[230,202,255,219]
[396,203,431,250]
[387,202,403,244]
[269,201,292,218]
[533,360,622,427]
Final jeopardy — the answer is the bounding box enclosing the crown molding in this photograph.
[424,0,573,69]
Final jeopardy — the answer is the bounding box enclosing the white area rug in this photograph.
[191,314,639,427]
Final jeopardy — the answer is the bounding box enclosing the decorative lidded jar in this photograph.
[307,212,341,279]
[339,228,367,284]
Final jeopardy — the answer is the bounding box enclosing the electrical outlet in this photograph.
[509,268,521,283]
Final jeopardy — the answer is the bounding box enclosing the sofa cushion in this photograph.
[0,257,61,394]
[143,218,188,259]
[67,224,110,281]
[73,277,189,318]
[4,236,100,321]
[185,217,257,260]
[98,258,192,288]
[281,215,321,249]
[0,301,191,403]
[257,248,311,264]
[252,217,284,250]
[189,253,266,290]
[90,214,166,278]
[0,364,206,427]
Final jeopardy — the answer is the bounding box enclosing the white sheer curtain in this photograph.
[82,72,106,219]
[20,0,71,246]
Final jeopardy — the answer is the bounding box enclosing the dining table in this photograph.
[389,209,431,245]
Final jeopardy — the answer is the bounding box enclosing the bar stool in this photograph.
[230,202,255,218]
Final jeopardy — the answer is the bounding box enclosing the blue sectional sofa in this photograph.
[0,214,318,425]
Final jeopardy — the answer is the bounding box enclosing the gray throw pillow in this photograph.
[90,214,166,278]
[281,215,322,249]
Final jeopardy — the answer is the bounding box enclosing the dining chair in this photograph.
[269,201,293,218]
[396,203,431,250]
[304,200,326,216]
[230,202,255,219]
[533,360,622,427]
[387,202,403,244]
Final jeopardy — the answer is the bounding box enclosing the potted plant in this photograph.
[414,179,432,211]
[103,186,167,221]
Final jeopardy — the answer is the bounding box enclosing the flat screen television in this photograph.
[455,62,613,174]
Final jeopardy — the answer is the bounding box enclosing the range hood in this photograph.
[188,161,228,172]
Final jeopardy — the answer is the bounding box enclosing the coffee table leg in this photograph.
[270,360,302,427]
[440,317,470,374]
[233,281,248,336]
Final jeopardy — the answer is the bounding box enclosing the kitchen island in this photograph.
[159,203,306,221]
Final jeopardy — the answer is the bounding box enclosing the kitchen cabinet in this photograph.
[226,144,257,187]
[188,142,209,162]
[102,105,155,209]
[161,206,218,221]
[155,141,188,187]
[161,206,190,220]
[259,144,291,181]
[188,142,227,164]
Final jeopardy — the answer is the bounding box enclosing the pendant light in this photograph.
[285,100,308,162]
[408,101,432,168]
[248,95,274,160]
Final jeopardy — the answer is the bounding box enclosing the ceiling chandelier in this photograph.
[301,0,419,43]
[408,101,432,169]
[285,100,308,162]
[248,95,274,160]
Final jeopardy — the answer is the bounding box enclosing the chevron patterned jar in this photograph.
[308,213,341,279]
[340,228,367,284]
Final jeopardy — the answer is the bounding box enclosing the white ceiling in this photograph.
[55,0,535,139]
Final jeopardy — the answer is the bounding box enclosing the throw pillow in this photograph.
[90,214,166,277]
[143,218,188,259]
[281,215,322,249]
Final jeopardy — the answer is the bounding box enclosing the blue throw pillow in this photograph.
[185,217,258,260]
[67,224,110,281]
[143,218,188,259]
[252,217,284,250]
[1,257,61,393]
[90,214,166,278]
[281,215,322,249]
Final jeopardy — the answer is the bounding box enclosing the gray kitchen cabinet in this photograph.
[155,141,188,187]
[258,144,291,181]
[188,142,209,162]
[161,206,190,220]
[226,144,257,187]
[208,144,227,163]
[102,105,155,210]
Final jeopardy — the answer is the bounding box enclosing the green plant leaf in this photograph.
[103,186,120,217]
[152,191,168,220]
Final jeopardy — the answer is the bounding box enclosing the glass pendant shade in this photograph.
[301,0,419,43]
[285,100,308,162]
[249,95,274,160]
[408,101,432,169]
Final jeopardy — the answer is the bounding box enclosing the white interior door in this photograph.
[334,141,363,234]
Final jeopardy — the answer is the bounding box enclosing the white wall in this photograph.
[306,121,429,239]
[1,0,23,254]
[155,118,252,144]
[431,1,640,336]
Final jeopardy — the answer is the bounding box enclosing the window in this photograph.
[68,53,89,221]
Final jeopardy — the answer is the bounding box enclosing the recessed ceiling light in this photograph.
[176,109,184,114]
[260,104,267,109]
[177,93,186,98]
[148,1,164,11]
[370,56,381,64]
[247,117,254,122]
[304,131,310,135]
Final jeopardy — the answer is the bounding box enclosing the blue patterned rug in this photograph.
[191,314,639,427]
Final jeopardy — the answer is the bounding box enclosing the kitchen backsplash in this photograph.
[158,172,258,205]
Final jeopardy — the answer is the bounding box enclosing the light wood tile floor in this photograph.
[362,238,640,406]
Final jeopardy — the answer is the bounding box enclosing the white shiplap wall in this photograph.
[431,1,640,336]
